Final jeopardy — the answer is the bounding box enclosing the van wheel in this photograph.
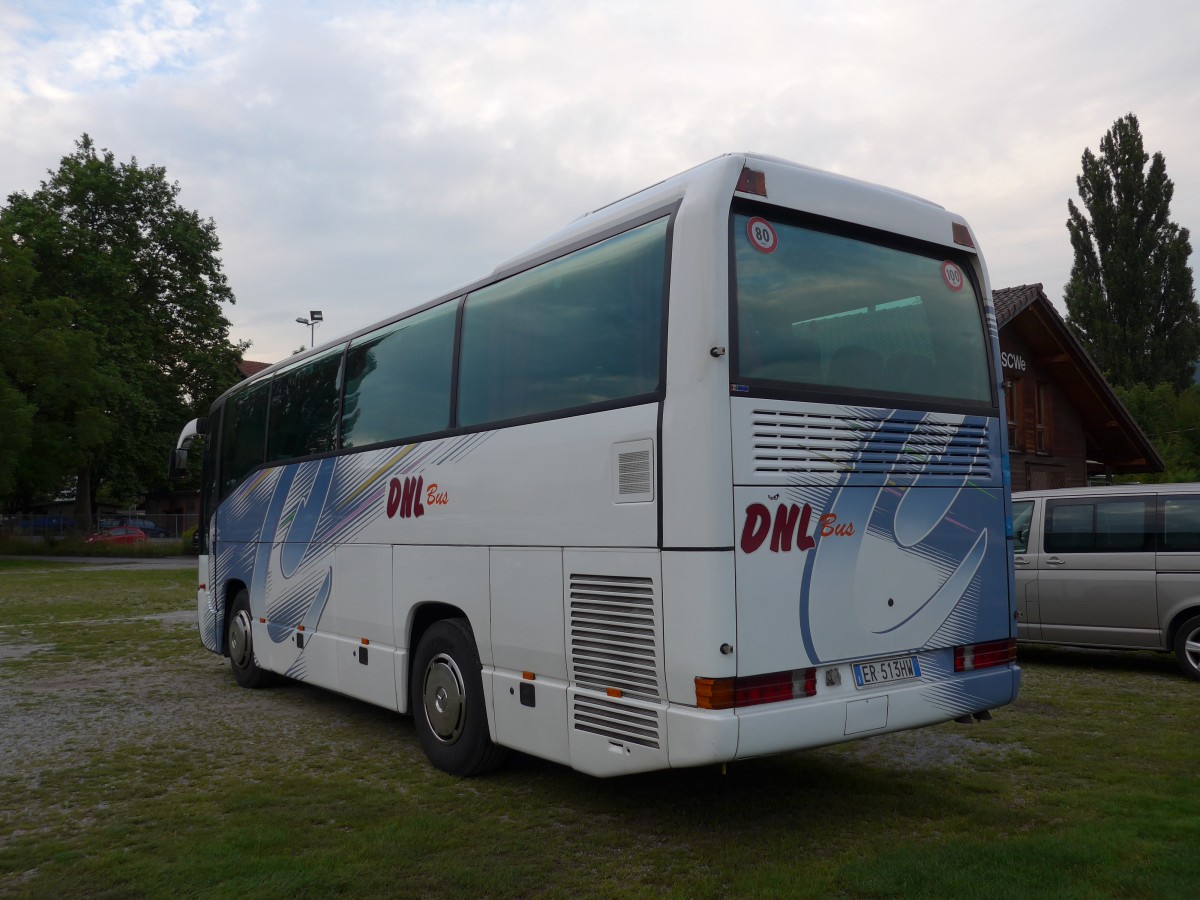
[228,589,275,688]
[1175,615,1200,682]
[411,618,506,776]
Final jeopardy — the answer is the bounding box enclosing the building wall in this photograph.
[999,332,1088,491]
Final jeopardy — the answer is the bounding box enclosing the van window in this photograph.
[1161,495,1200,552]
[1012,500,1033,553]
[1045,497,1152,554]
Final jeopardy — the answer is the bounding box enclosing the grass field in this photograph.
[1,560,1198,898]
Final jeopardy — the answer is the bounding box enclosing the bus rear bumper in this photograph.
[664,665,1019,767]
[734,664,1020,760]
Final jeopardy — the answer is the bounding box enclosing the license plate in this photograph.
[853,655,920,689]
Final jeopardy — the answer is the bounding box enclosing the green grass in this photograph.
[1,566,1198,898]
[0,537,189,558]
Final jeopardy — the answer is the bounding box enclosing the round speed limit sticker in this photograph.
[746,217,778,254]
[941,260,965,292]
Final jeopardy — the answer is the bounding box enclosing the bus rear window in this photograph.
[731,212,992,405]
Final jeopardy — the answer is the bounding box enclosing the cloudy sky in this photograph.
[3,0,1199,365]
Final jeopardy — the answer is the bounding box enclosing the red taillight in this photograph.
[954,638,1016,672]
[952,222,975,248]
[695,668,815,710]
[736,166,767,196]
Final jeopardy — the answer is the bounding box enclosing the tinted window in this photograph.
[732,211,991,404]
[1012,500,1033,553]
[1161,495,1200,552]
[266,346,344,462]
[219,380,269,499]
[341,302,457,448]
[457,217,667,427]
[1045,497,1152,554]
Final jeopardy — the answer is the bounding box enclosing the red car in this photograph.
[86,526,148,544]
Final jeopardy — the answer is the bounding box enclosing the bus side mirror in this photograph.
[169,417,207,480]
[168,448,189,480]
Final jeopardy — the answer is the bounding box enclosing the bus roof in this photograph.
[492,152,951,274]
[223,152,974,401]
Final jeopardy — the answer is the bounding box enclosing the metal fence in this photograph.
[0,513,199,540]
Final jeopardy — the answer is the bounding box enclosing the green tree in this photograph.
[1114,382,1200,482]
[1065,113,1199,392]
[0,135,246,527]
[0,229,36,498]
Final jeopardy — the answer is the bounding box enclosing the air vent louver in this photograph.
[750,410,992,478]
[613,439,655,503]
[618,449,652,496]
[568,573,661,701]
[572,695,661,749]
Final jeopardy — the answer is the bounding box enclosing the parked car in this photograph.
[86,526,148,545]
[1013,484,1200,680]
[118,517,170,538]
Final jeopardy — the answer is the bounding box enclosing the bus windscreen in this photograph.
[732,212,993,406]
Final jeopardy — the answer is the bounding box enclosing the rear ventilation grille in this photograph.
[568,573,661,701]
[751,409,992,478]
[572,695,661,749]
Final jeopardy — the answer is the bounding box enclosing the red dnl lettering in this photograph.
[412,476,425,518]
[387,478,402,518]
[794,504,816,551]
[387,476,425,519]
[741,503,772,553]
[742,502,816,554]
[771,504,799,552]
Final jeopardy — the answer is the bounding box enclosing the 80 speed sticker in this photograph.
[746,217,778,254]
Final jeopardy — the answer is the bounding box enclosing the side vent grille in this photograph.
[751,410,992,478]
[613,439,654,503]
[569,574,661,701]
[618,450,652,495]
[572,695,661,749]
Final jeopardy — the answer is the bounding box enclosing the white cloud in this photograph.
[2,0,1200,362]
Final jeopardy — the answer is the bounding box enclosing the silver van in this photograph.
[1012,485,1200,680]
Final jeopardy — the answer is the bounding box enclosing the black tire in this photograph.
[410,618,506,776]
[227,589,275,689]
[1174,614,1200,682]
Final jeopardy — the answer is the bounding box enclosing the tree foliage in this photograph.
[1065,113,1199,392]
[0,135,246,524]
[1114,382,1200,483]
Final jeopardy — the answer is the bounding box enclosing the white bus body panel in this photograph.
[200,152,1018,776]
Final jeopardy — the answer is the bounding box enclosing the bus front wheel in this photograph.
[411,618,506,776]
[228,589,275,689]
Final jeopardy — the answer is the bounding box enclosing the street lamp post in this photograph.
[295,310,324,347]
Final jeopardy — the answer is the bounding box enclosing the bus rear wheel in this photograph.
[411,618,506,776]
[228,589,275,689]
[1175,614,1200,682]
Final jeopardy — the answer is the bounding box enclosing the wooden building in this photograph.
[994,284,1163,490]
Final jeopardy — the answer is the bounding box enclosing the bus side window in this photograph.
[266,345,344,462]
[457,217,667,428]
[341,302,457,448]
[218,381,270,499]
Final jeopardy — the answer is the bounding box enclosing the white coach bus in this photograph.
[172,153,1020,777]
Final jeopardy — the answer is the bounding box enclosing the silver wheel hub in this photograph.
[422,653,466,744]
[1185,626,1200,667]
[230,610,253,670]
